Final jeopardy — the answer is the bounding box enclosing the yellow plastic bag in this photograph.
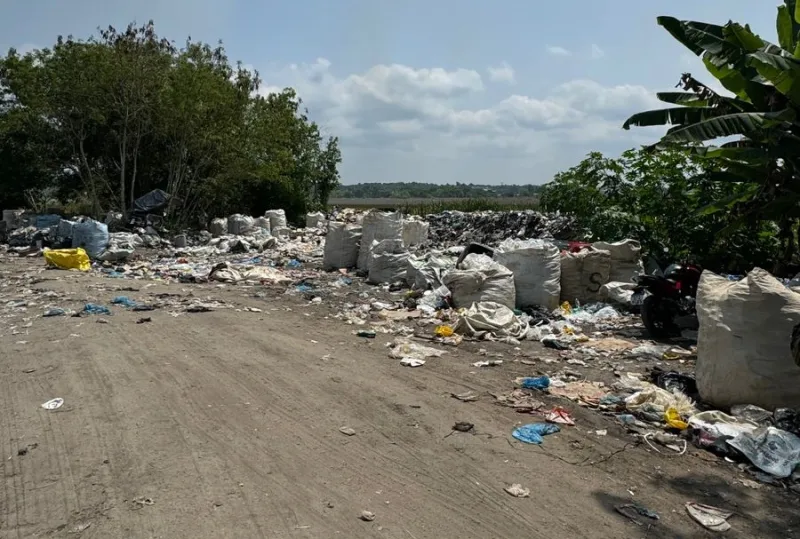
[664,407,689,430]
[560,301,572,315]
[435,325,454,337]
[44,248,91,272]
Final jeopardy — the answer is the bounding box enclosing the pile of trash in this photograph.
[424,210,577,249]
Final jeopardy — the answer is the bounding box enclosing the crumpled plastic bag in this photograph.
[624,385,696,422]
[727,426,800,478]
[687,410,759,441]
[454,301,529,339]
[512,423,560,444]
[388,338,446,363]
[43,248,91,272]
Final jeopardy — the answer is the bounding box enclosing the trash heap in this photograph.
[424,210,577,248]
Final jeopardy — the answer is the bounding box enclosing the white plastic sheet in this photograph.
[443,254,516,309]
[494,238,561,309]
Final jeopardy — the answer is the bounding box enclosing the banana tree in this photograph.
[623,1,800,265]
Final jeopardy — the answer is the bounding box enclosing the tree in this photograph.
[0,22,341,225]
[539,148,781,273]
[622,3,800,265]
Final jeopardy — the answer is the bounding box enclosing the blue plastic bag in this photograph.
[72,219,109,259]
[520,376,550,390]
[111,296,137,308]
[512,423,560,444]
[83,303,111,315]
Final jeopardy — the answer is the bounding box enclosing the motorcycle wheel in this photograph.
[641,295,676,338]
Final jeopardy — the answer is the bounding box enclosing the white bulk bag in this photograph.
[227,214,255,235]
[696,269,800,410]
[367,240,409,284]
[592,239,643,284]
[323,222,362,270]
[494,238,561,310]
[305,212,325,228]
[265,209,287,229]
[560,247,612,304]
[357,211,403,270]
[253,216,272,233]
[402,220,429,247]
[442,254,516,309]
[209,218,227,238]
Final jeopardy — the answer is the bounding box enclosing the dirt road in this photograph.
[1,263,799,538]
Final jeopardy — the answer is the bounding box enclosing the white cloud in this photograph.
[487,62,515,84]
[258,58,664,183]
[546,45,572,57]
[591,44,605,59]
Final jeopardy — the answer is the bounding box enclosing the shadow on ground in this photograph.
[594,472,800,538]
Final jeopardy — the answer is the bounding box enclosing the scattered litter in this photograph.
[452,421,474,433]
[473,360,503,367]
[41,398,64,410]
[339,426,357,436]
[356,330,376,339]
[132,497,155,508]
[615,503,660,526]
[136,317,152,324]
[545,407,575,426]
[595,429,608,436]
[44,308,66,317]
[518,376,550,390]
[400,358,425,367]
[685,502,733,532]
[359,510,376,522]
[451,391,478,402]
[504,484,530,498]
[494,390,544,412]
[727,426,800,478]
[512,423,560,444]
[83,303,111,315]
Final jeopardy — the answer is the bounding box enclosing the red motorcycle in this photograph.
[631,262,702,338]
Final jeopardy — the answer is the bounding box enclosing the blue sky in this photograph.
[0,0,778,185]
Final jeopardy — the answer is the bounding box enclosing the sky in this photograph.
[0,0,779,185]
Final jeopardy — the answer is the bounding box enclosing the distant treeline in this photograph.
[332,182,543,199]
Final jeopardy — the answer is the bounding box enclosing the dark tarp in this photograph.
[131,189,170,215]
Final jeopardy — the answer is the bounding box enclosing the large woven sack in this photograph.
[72,219,109,259]
[323,222,362,270]
[210,218,226,238]
[592,239,643,283]
[367,240,409,284]
[442,254,515,309]
[265,209,287,229]
[402,220,429,247]
[696,269,800,410]
[357,211,403,270]
[494,238,560,309]
[560,247,612,304]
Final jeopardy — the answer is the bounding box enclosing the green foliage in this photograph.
[0,21,341,225]
[623,2,800,267]
[540,149,781,273]
[332,182,543,199]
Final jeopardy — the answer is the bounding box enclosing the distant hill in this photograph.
[332,182,543,199]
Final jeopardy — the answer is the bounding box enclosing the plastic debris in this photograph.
[664,407,689,430]
[615,503,660,526]
[434,325,454,337]
[41,398,64,410]
[545,407,575,426]
[356,330,376,339]
[512,423,560,444]
[359,511,375,522]
[504,484,530,498]
[83,303,111,315]
[43,247,91,271]
[43,308,66,317]
[400,358,425,367]
[111,296,138,308]
[518,376,550,390]
[727,426,800,478]
[339,426,356,436]
[685,502,733,532]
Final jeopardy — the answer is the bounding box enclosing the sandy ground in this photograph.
[1,257,800,538]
